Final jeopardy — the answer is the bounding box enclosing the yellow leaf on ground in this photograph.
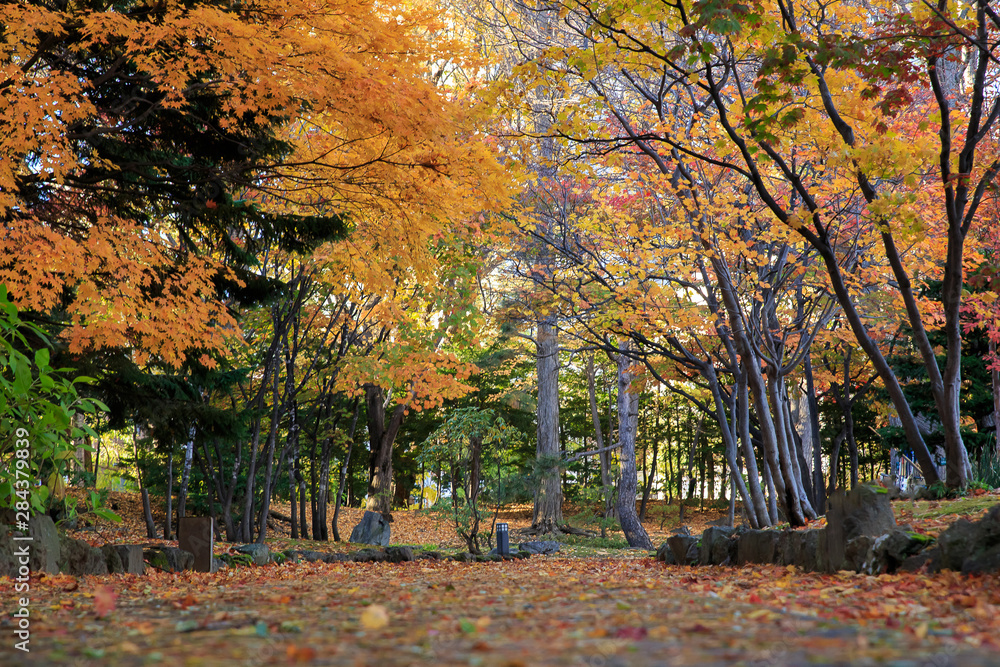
[360,604,390,630]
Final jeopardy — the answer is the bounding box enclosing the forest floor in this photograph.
[3,490,1000,666]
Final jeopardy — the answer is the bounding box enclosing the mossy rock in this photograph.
[218,553,254,567]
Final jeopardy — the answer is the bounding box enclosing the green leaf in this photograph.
[12,356,31,395]
[93,509,123,523]
[34,347,50,369]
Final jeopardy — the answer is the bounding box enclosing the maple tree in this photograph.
[484,0,1000,493]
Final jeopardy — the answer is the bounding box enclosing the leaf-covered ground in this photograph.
[3,558,1000,666]
[4,491,1000,666]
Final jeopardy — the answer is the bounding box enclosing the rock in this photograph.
[385,546,415,563]
[234,543,271,566]
[655,542,676,565]
[348,511,391,546]
[144,546,195,572]
[962,544,1000,574]
[112,545,145,574]
[782,529,821,570]
[519,541,561,555]
[29,514,61,574]
[845,535,876,573]
[737,530,779,565]
[351,548,389,563]
[212,557,226,572]
[59,535,108,576]
[937,518,979,571]
[667,535,699,565]
[0,525,18,578]
[938,505,1000,573]
[871,530,934,574]
[453,551,477,562]
[900,547,939,573]
[823,483,897,572]
[101,545,124,574]
[417,550,444,561]
[699,526,735,566]
[292,550,333,563]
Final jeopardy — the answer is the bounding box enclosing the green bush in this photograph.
[0,285,109,518]
[972,445,1000,490]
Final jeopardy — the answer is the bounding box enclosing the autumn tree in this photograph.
[491,0,1000,490]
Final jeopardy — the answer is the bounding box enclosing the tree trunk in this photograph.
[365,385,406,516]
[993,337,1000,459]
[332,400,361,541]
[532,318,563,532]
[164,450,173,540]
[141,488,156,539]
[804,355,826,513]
[587,354,616,532]
[466,435,483,553]
[178,425,196,522]
[615,345,653,549]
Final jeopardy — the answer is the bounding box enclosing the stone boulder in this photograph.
[823,483,897,572]
[115,545,146,574]
[351,548,389,563]
[844,535,877,573]
[348,511,391,546]
[777,529,821,570]
[29,514,61,574]
[234,543,271,566]
[667,534,699,565]
[0,525,15,578]
[738,530,780,565]
[699,526,736,566]
[937,505,1000,574]
[385,546,415,563]
[866,530,934,574]
[519,541,561,555]
[101,545,124,574]
[144,546,195,572]
[59,535,108,576]
[655,542,676,564]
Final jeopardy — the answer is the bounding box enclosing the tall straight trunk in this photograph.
[992,337,1000,459]
[828,428,846,494]
[736,366,768,526]
[134,425,157,539]
[664,412,674,505]
[332,436,354,542]
[586,355,615,527]
[639,431,658,522]
[254,331,287,544]
[178,425,196,522]
[532,318,563,532]
[141,489,156,539]
[332,399,361,541]
[849,423,859,490]
[165,451,173,540]
[615,345,653,549]
[804,355,826,513]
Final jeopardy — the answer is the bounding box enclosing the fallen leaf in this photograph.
[94,585,116,618]
[360,604,390,630]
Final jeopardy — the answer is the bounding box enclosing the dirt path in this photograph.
[3,558,999,666]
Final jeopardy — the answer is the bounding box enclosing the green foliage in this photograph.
[0,286,109,515]
[921,481,952,500]
[971,446,1000,490]
[420,408,528,553]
